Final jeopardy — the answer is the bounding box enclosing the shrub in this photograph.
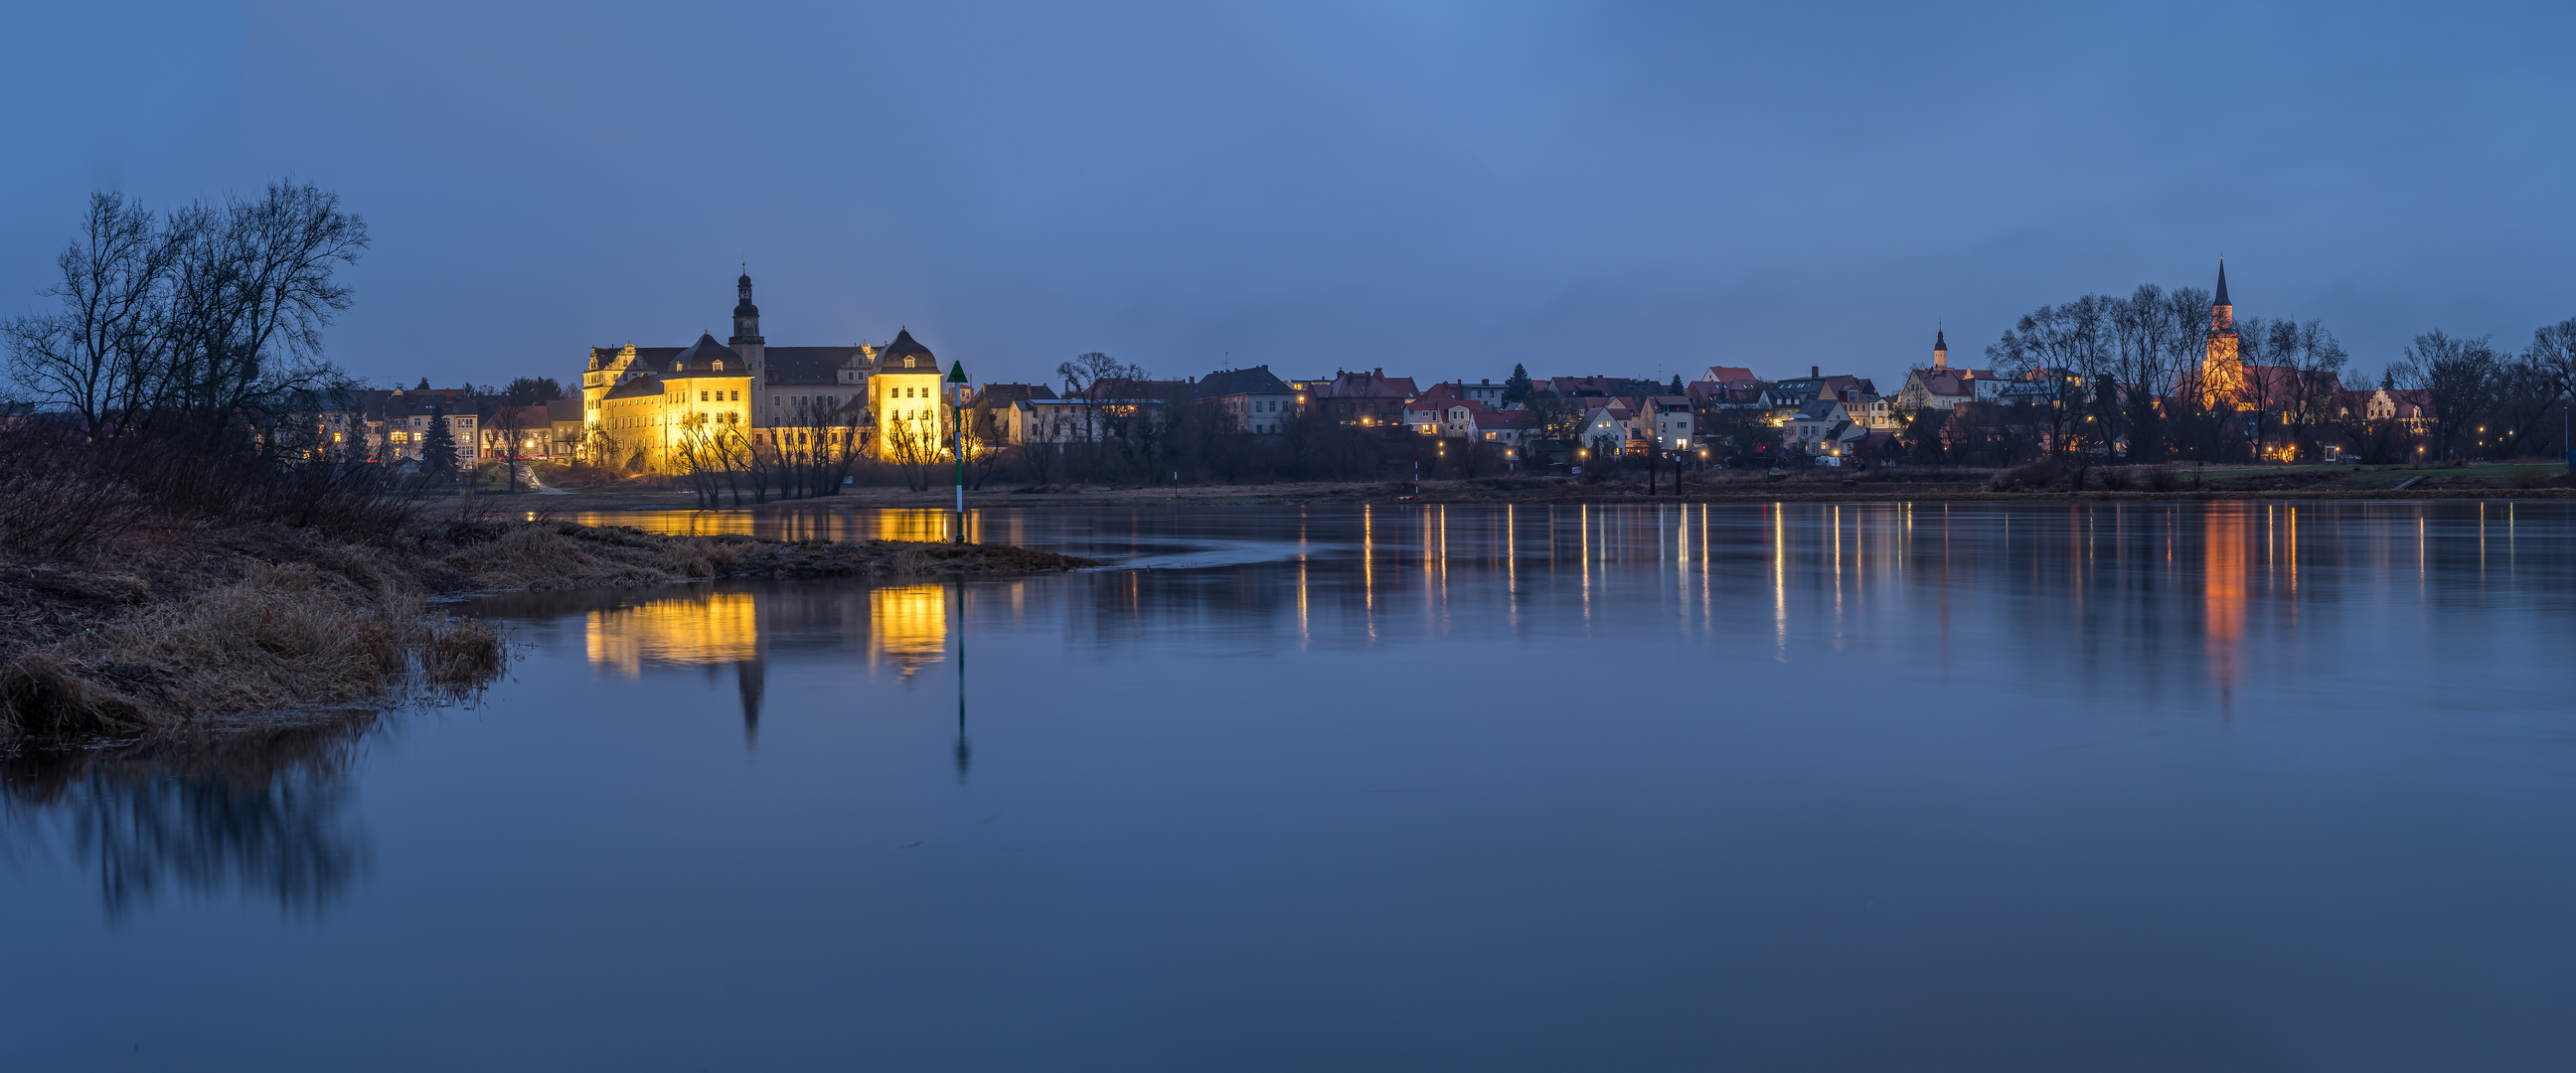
[1990,459,2074,491]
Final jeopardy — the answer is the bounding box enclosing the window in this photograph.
[700,390,709,402]
[730,390,739,401]
[714,360,724,371]
[773,395,782,406]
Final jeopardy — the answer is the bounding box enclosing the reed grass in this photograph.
[0,562,504,741]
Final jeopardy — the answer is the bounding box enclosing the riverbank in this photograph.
[0,518,1094,746]
[458,460,2576,511]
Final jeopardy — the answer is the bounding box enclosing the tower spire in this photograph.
[2214,258,2230,307]
[1933,325,1949,370]
[729,271,761,345]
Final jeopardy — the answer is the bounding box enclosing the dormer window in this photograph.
[713,360,724,371]
[904,357,915,369]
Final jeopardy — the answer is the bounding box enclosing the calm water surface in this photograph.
[6,501,2575,1071]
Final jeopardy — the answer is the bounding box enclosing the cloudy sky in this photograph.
[5,1,2571,392]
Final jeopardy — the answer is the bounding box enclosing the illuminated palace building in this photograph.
[581,274,949,469]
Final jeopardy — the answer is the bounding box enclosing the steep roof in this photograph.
[1315,370,1416,399]
[588,346,682,372]
[881,328,934,366]
[663,333,738,377]
[764,346,873,385]
[970,383,1058,407]
[2214,259,2231,306]
[603,376,664,400]
[1192,365,1293,399]
[1407,383,1473,408]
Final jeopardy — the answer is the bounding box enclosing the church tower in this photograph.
[1933,328,1949,370]
[2199,260,2244,406]
[729,272,768,424]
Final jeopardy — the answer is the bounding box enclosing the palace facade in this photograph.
[580,274,949,469]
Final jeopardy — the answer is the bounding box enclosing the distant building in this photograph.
[1309,369,1417,426]
[1470,407,1539,448]
[1640,394,1693,449]
[1191,366,1298,434]
[1894,331,1999,414]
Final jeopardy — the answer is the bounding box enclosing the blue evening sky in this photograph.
[3,1,2570,392]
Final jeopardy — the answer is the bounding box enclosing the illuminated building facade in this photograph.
[578,274,951,469]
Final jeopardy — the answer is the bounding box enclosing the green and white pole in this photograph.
[948,360,970,543]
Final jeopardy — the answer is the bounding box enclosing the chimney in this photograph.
[1812,366,1820,379]
[1374,368,1384,379]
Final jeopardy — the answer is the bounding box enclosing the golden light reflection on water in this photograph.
[579,582,949,682]
[568,509,967,543]
[870,585,949,680]
[2203,506,2247,697]
[586,591,758,676]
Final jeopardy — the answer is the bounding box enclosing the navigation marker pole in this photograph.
[949,360,970,543]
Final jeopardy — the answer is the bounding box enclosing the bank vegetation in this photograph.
[0,423,1091,747]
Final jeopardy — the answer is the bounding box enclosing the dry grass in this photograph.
[1,516,1089,746]
[437,522,760,591]
[0,562,505,742]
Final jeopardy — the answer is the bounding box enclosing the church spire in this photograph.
[1933,326,1949,369]
[2213,258,2230,308]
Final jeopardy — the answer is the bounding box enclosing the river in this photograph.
[6,501,2574,1070]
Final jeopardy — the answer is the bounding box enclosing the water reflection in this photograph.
[537,503,2576,725]
[2205,507,2247,700]
[586,591,759,674]
[1,717,375,917]
[566,507,985,544]
[872,585,948,681]
[10,499,2576,1001]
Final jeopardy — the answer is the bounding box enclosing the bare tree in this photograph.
[880,413,943,492]
[5,183,370,457]
[2392,330,2503,461]
[2485,352,2561,458]
[963,403,1010,490]
[154,183,370,452]
[1989,298,2107,459]
[2,194,176,438]
[488,403,535,493]
[2523,318,2576,456]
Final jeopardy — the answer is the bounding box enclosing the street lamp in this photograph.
[947,360,970,543]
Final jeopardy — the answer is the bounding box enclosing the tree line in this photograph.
[4,186,369,457]
[1964,282,2576,467]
